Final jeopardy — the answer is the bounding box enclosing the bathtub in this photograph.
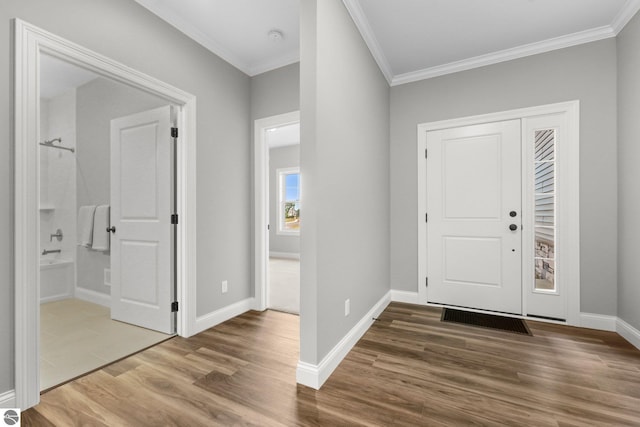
[40,258,74,303]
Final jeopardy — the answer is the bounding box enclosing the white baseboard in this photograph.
[74,287,110,308]
[580,312,617,331]
[296,291,391,389]
[269,251,300,260]
[580,313,640,351]
[41,293,74,304]
[296,361,320,389]
[194,297,255,335]
[390,290,419,304]
[617,318,640,351]
[0,390,16,408]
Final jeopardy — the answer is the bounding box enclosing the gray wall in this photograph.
[76,77,168,295]
[251,62,300,121]
[617,12,640,330]
[269,145,300,255]
[2,0,250,394]
[390,39,618,317]
[300,0,390,364]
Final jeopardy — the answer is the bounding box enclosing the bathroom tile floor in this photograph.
[40,298,172,391]
[268,257,300,314]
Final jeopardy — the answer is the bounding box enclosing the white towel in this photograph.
[77,205,96,248]
[92,205,110,251]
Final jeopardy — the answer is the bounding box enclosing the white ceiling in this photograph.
[134,0,640,85]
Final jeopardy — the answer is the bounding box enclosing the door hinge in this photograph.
[171,127,178,138]
[171,213,179,224]
[425,213,428,223]
[425,277,428,288]
[171,301,179,312]
[425,148,428,159]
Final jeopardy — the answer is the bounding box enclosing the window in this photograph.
[533,129,556,292]
[277,167,300,235]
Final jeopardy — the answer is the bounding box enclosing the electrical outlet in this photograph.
[222,280,228,293]
[345,299,350,317]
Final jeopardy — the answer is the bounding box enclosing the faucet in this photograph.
[42,249,61,255]
[50,229,63,242]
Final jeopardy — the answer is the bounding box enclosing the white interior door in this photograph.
[110,105,174,334]
[426,120,522,314]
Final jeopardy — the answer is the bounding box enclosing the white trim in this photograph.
[617,318,640,351]
[296,291,391,389]
[580,313,617,332]
[40,294,73,304]
[342,0,394,84]
[133,0,300,76]
[134,0,248,75]
[390,290,419,304]
[74,287,111,308]
[391,26,614,86]
[577,314,640,352]
[295,361,321,390]
[343,0,633,86]
[417,101,580,326]
[611,0,640,34]
[14,19,198,410]
[269,251,300,260]
[0,391,16,409]
[194,297,255,335]
[254,112,300,312]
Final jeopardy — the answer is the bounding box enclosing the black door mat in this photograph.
[441,308,532,336]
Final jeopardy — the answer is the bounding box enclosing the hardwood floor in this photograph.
[23,303,640,426]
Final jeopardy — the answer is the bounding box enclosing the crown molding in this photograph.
[391,25,616,86]
[135,0,250,74]
[611,0,640,34]
[342,0,394,85]
[135,0,299,76]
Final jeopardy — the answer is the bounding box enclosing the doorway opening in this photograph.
[253,112,300,313]
[38,54,177,390]
[267,126,300,314]
[15,20,197,410]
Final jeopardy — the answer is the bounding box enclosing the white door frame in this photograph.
[14,19,198,410]
[253,111,300,311]
[417,101,580,326]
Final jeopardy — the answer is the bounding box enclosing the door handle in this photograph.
[107,226,116,234]
[509,224,518,231]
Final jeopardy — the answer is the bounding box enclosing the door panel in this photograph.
[444,237,502,286]
[444,135,501,219]
[111,105,174,334]
[120,241,159,305]
[120,124,160,219]
[427,120,522,314]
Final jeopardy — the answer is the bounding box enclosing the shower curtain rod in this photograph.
[39,138,75,153]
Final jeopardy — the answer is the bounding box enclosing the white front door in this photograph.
[426,120,522,314]
[110,106,174,334]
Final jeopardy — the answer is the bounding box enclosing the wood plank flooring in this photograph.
[23,303,640,426]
